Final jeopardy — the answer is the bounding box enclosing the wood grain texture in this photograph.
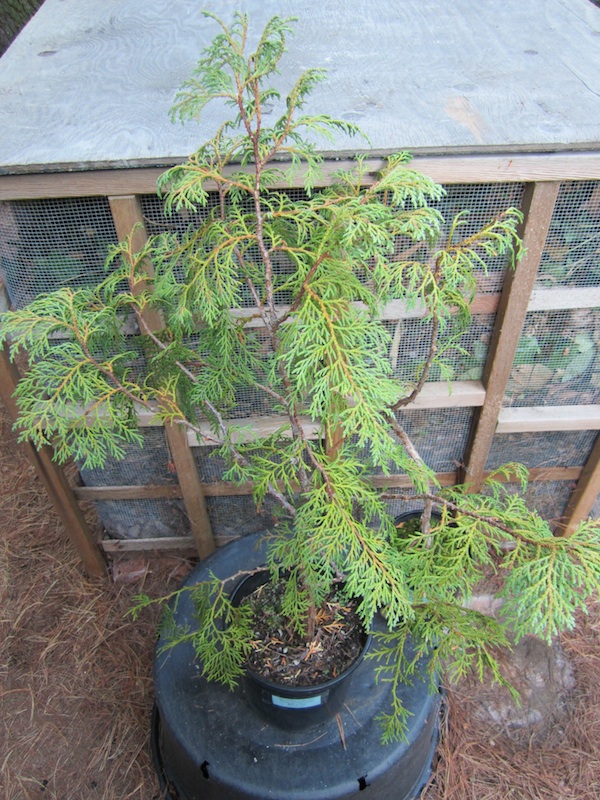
[497,406,600,433]
[74,484,183,501]
[108,195,163,330]
[0,0,599,172]
[528,287,600,312]
[179,383,486,446]
[107,195,214,557]
[164,421,215,559]
[100,533,240,553]
[74,466,586,502]
[236,286,595,330]
[100,536,199,554]
[3,152,600,200]
[184,415,322,446]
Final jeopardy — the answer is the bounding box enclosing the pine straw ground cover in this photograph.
[1,397,600,800]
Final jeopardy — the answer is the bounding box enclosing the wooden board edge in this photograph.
[497,406,600,433]
[2,151,600,200]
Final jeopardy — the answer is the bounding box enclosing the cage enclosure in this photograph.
[1,0,600,568]
[2,4,600,798]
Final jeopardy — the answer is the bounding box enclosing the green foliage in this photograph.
[131,577,254,689]
[371,603,515,744]
[2,11,600,744]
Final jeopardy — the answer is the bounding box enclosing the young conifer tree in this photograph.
[2,13,600,742]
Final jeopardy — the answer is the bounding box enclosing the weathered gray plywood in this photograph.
[0,0,599,172]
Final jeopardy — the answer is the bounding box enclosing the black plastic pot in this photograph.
[153,533,441,800]
[394,509,442,533]
[230,569,371,730]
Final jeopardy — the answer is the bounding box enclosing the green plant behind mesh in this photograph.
[2,12,600,743]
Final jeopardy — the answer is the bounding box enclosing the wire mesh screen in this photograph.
[536,180,600,289]
[384,480,573,527]
[140,181,522,297]
[501,480,574,527]
[204,495,281,541]
[141,191,302,308]
[183,328,277,419]
[0,197,118,308]
[386,313,495,383]
[141,192,222,236]
[431,182,524,294]
[193,444,292,539]
[486,430,598,471]
[503,308,600,406]
[4,178,593,541]
[78,428,188,539]
[194,445,228,483]
[394,407,474,473]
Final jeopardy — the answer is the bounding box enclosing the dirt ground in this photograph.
[2,399,600,800]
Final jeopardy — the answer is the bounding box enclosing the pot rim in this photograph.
[230,567,372,696]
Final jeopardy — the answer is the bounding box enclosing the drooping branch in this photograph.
[392,313,440,410]
[384,412,435,535]
[272,251,330,331]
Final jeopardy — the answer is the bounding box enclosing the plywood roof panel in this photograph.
[0,0,599,172]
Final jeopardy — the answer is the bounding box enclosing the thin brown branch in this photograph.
[203,398,297,517]
[416,492,561,549]
[385,413,427,468]
[392,313,440,410]
[384,412,434,535]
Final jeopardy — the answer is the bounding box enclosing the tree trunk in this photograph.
[0,0,44,56]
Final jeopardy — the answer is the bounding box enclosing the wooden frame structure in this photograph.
[2,151,600,570]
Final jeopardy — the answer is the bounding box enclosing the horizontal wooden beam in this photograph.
[237,294,501,326]
[31,285,600,352]
[221,286,600,331]
[2,151,600,201]
[0,168,166,201]
[528,287,600,312]
[100,532,246,554]
[76,463,583,504]
[375,466,581,488]
[496,406,600,433]
[414,152,600,185]
[96,467,582,553]
[74,484,182,501]
[176,382,487,445]
[100,535,199,555]
[402,380,486,409]
[184,415,322,446]
[485,466,581,483]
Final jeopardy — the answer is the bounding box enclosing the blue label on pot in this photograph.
[271,693,323,709]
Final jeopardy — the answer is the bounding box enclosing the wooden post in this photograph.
[0,343,106,576]
[165,422,215,558]
[107,194,163,330]
[108,195,215,557]
[459,181,561,489]
[555,434,600,536]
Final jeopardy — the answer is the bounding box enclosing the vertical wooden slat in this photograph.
[325,425,344,459]
[0,343,106,576]
[555,434,600,535]
[459,181,561,488]
[108,195,215,557]
[165,422,215,558]
[108,195,163,330]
